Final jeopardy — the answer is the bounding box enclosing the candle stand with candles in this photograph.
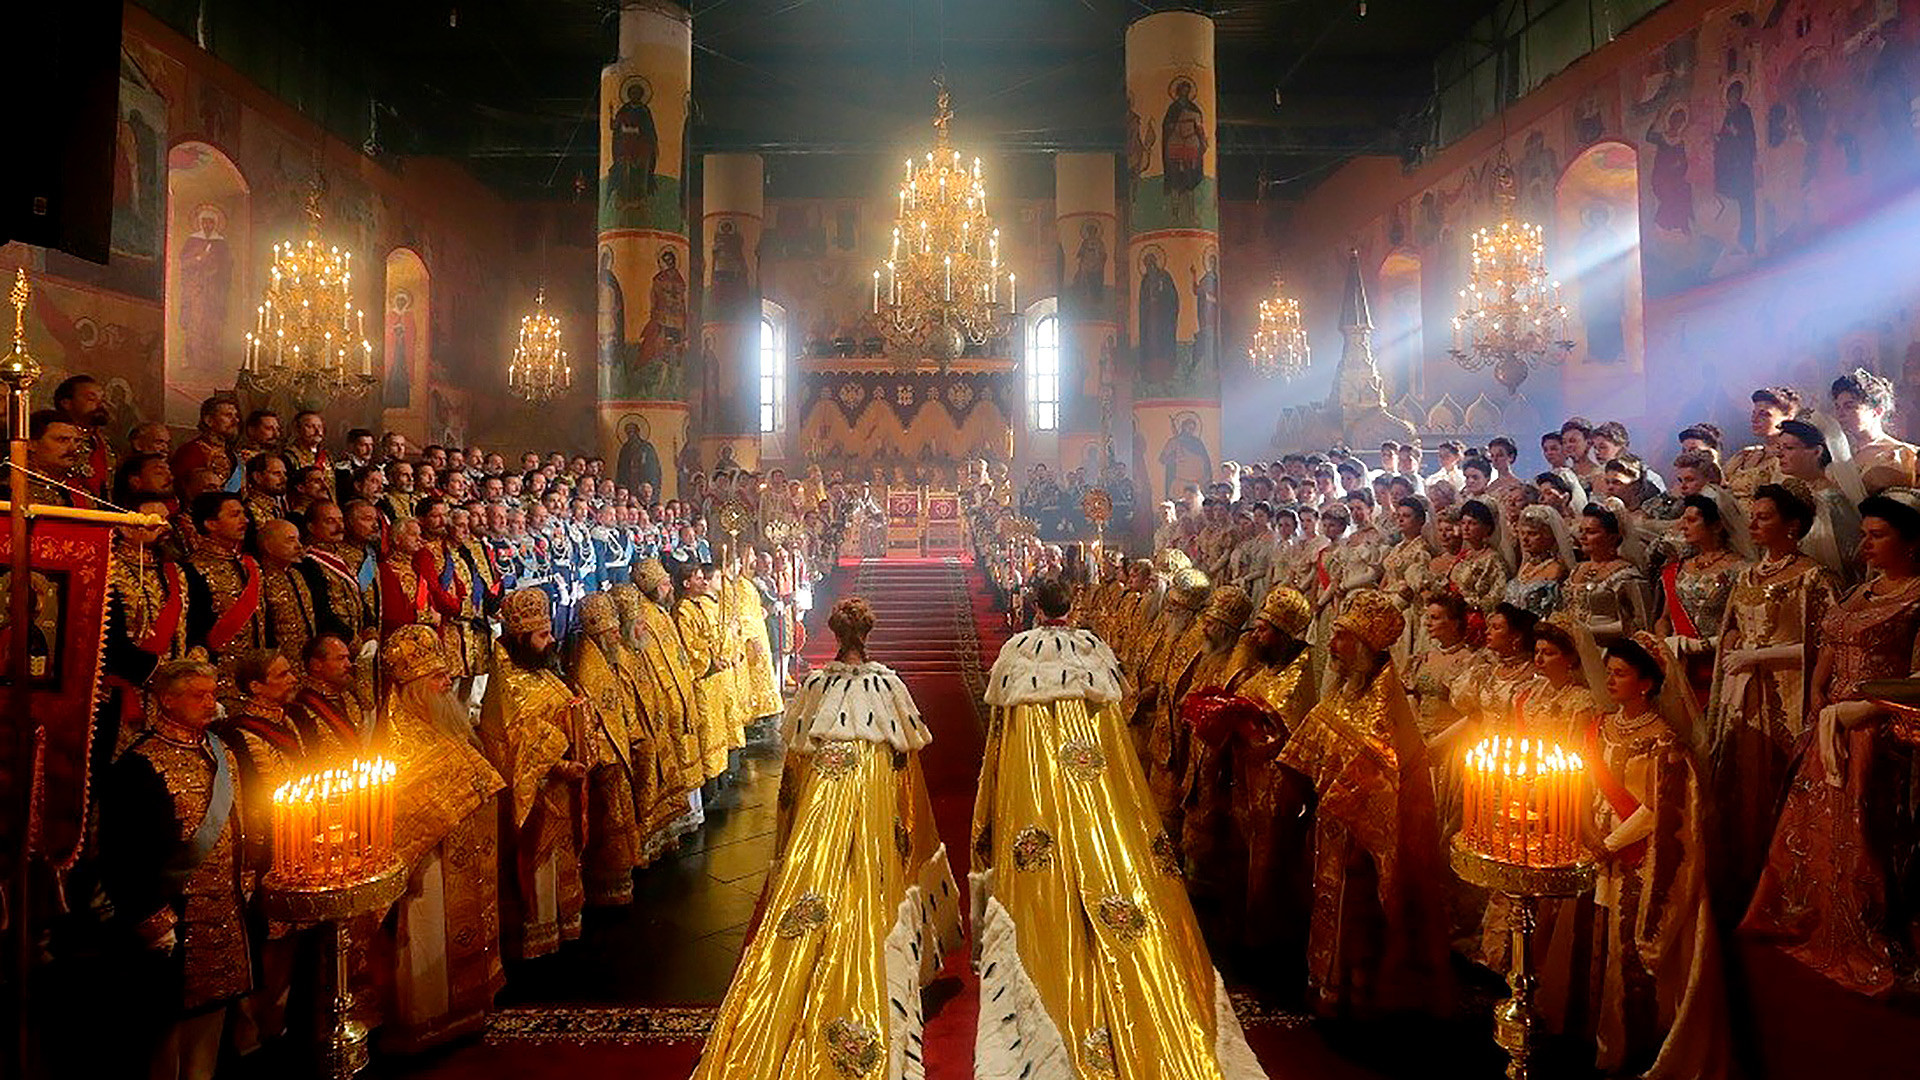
[263,759,405,1079]
[1452,736,1596,1080]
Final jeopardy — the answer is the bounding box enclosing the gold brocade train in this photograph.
[692,661,963,1080]
[969,626,1265,1080]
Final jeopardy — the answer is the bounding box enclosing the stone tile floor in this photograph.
[493,742,784,1008]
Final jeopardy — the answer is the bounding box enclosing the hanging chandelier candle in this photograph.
[241,188,377,403]
[875,82,1018,364]
[1448,156,1574,393]
[507,287,571,403]
[1248,277,1310,380]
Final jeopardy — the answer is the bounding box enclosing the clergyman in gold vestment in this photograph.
[378,625,507,1051]
[478,588,587,960]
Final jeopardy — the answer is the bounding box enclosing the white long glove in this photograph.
[1720,644,1800,674]
[1816,701,1881,788]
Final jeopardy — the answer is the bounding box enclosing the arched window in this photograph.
[1377,251,1424,400]
[1025,298,1061,432]
[759,299,787,433]
[1554,140,1644,378]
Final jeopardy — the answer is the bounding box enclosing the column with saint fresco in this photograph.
[598,0,692,499]
[1125,10,1221,505]
[1055,153,1121,485]
[698,154,764,471]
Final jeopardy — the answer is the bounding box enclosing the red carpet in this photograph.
[409,558,1394,1079]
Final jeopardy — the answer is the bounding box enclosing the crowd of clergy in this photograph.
[21,378,865,1078]
[997,364,1920,1079]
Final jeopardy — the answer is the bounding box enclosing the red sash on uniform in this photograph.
[1660,561,1699,639]
[81,433,110,495]
[138,563,186,654]
[206,555,263,651]
[230,713,304,756]
[294,688,360,748]
[1315,549,1332,591]
[1584,717,1647,865]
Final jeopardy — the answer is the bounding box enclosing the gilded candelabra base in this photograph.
[1449,836,1596,1080]
[260,860,408,1080]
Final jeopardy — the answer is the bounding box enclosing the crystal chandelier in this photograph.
[874,81,1017,365]
[507,287,571,403]
[1248,278,1310,380]
[1448,155,1573,393]
[241,188,376,403]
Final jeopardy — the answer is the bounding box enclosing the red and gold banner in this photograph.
[0,518,114,873]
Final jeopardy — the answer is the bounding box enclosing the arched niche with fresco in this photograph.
[163,141,250,425]
[1555,140,1646,416]
[381,248,431,438]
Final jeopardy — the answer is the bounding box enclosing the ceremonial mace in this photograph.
[1080,488,1111,582]
[2,272,170,1075]
[4,268,40,1080]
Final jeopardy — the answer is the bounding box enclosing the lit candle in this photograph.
[944,255,951,300]
[1008,273,1016,310]
[1463,746,1477,848]
[872,269,880,313]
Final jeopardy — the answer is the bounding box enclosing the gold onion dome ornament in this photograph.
[874,81,1018,366]
[241,185,377,403]
[1248,277,1310,380]
[1448,153,1574,393]
[507,287,571,404]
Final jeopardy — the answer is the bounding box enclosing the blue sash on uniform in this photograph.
[158,731,235,893]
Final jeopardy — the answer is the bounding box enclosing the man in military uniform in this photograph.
[299,500,374,652]
[241,451,289,532]
[256,519,319,664]
[23,409,84,508]
[182,492,266,700]
[171,396,239,500]
[287,633,372,751]
[51,374,115,498]
[98,660,251,1080]
[592,502,632,594]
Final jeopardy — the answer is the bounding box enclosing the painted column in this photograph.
[598,0,691,500]
[1125,9,1221,506]
[698,153,764,471]
[1055,153,1121,483]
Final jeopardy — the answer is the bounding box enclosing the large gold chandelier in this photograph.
[1448,155,1573,392]
[507,287,571,403]
[241,189,376,402]
[1249,278,1310,380]
[875,82,1017,364]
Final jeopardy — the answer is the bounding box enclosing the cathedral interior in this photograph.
[7,0,1920,1077]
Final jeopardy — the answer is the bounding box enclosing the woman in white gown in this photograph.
[693,597,962,1080]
